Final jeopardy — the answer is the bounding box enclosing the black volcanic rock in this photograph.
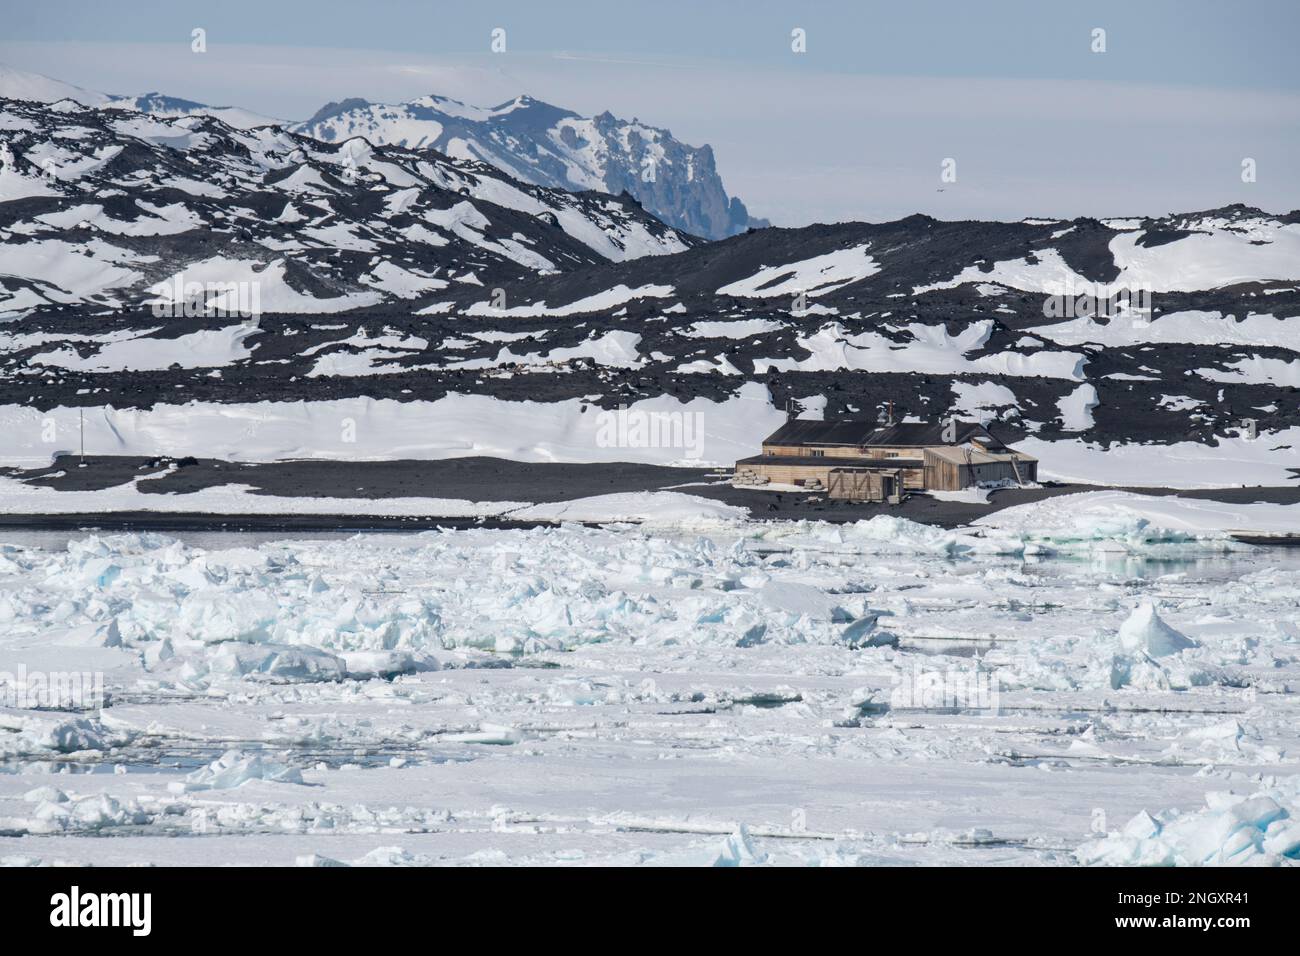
[3,95,1299,468]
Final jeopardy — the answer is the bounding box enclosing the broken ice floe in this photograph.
[0,502,1296,866]
[0,711,127,758]
[1078,777,1300,866]
[0,511,1288,711]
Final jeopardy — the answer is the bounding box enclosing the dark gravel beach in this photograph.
[2,455,1298,532]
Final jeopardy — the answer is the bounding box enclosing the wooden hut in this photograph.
[734,418,1037,501]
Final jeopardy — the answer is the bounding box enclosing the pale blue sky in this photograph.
[2,0,1297,224]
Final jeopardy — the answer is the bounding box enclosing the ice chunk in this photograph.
[23,786,69,804]
[67,556,121,588]
[209,643,345,682]
[179,589,281,644]
[142,637,175,669]
[17,715,118,754]
[68,794,143,829]
[353,846,425,867]
[25,794,144,833]
[340,650,426,679]
[171,749,305,792]
[1263,821,1300,858]
[1078,780,1300,866]
[441,723,522,745]
[1118,602,1197,657]
[1122,810,1161,840]
[53,618,122,648]
[842,613,896,649]
[708,825,770,867]
[758,582,850,621]
[976,490,1297,544]
[838,686,891,725]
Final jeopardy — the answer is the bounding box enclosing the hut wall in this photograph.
[922,450,967,490]
[761,444,865,459]
[749,462,835,485]
[827,470,882,501]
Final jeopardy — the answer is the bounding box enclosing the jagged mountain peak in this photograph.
[294,92,765,240]
[488,93,567,113]
[0,65,765,240]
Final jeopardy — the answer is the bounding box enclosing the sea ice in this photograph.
[0,502,1295,866]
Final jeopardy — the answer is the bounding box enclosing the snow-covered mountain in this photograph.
[0,64,110,107]
[101,92,280,132]
[451,205,1298,483]
[296,94,767,240]
[0,65,279,129]
[0,97,690,315]
[0,66,767,239]
[3,86,1299,486]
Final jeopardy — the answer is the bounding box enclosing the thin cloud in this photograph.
[2,40,1295,224]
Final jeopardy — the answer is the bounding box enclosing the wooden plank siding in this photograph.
[922,449,1038,489]
[861,447,918,461]
[741,461,922,490]
[762,444,920,461]
[827,470,874,500]
[761,444,866,459]
[743,463,838,485]
[922,449,964,491]
[827,469,905,502]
